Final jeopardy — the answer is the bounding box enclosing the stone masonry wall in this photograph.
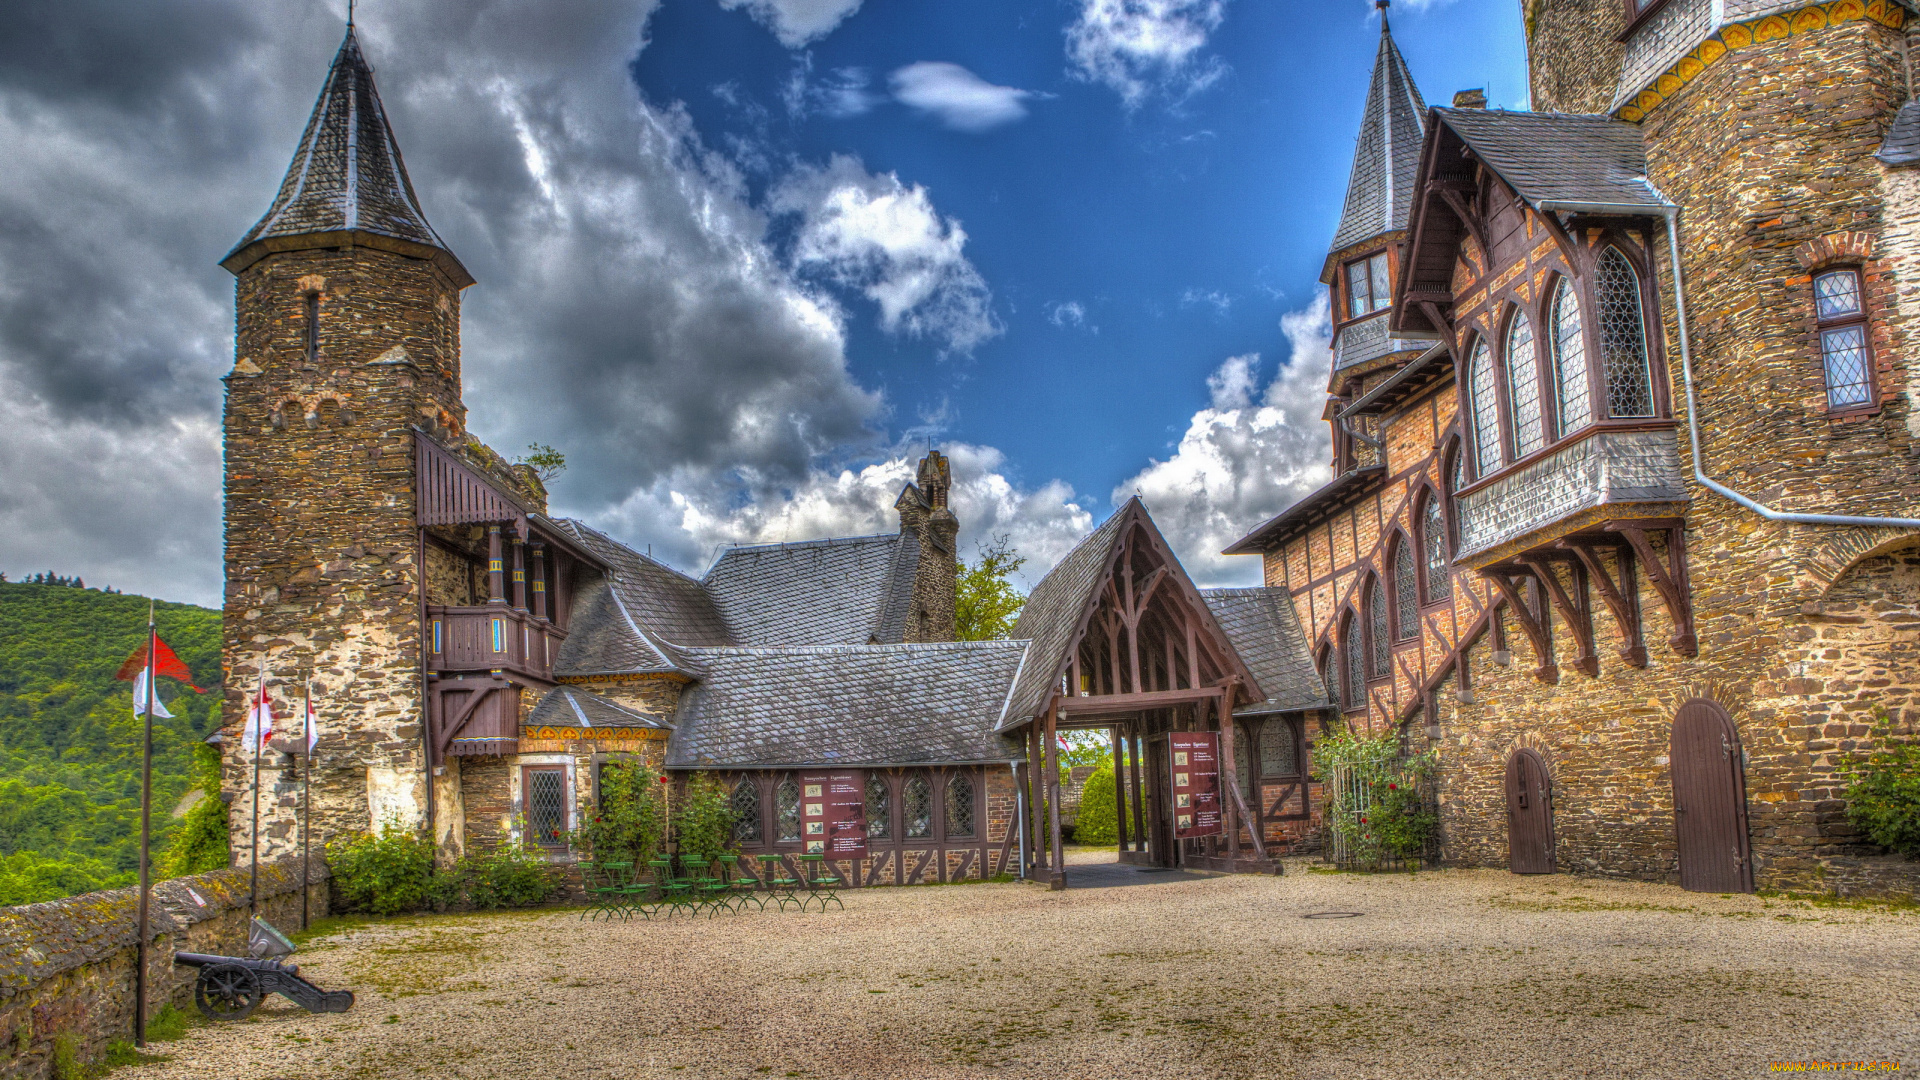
[1525,0,1630,113]
[0,858,329,1080]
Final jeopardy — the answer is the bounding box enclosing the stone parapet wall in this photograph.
[0,857,330,1080]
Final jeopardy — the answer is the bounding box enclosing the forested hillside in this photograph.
[0,581,223,904]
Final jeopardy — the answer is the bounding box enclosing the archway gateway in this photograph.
[999,500,1322,888]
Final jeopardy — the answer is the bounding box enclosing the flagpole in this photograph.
[134,601,156,1048]
[302,673,312,930]
[251,666,264,920]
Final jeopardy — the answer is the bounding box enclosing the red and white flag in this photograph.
[243,681,275,751]
[115,636,205,718]
[303,690,320,754]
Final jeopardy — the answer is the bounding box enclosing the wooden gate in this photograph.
[1671,699,1754,893]
[1504,748,1554,874]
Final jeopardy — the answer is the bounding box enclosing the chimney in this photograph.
[1452,88,1487,109]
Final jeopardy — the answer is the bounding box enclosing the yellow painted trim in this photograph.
[1612,1,1901,124]
[520,724,668,740]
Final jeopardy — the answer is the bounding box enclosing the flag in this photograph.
[303,692,320,754]
[130,668,173,718]
[114,638,205,693]
[243,683,275,751]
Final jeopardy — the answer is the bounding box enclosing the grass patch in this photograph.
[1489,895,1700,914]
[1755,888,1920,913]
[143,1003,197,1043]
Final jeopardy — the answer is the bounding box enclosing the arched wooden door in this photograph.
[1671,699,1754,893]
[1504,748,1554,874]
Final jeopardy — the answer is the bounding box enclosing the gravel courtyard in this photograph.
[122,856,1919,1080]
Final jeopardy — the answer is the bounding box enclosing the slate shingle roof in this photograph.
[703,534,915,647]
[1330,20,1428,253]
[665,642,1030,768]
[224,29,467,282]
[550,520,732,677]
[553,577,673,675]
[998,508,1131,728]
[1879,100,1920,167]
[1201,589,1330,714]
[1433,108,1670,211]
[527,686,670,730]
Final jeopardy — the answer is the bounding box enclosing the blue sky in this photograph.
[0,0,1530,604]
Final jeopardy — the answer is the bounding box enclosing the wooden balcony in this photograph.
[426,605,567,683]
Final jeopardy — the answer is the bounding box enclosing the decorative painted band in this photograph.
[1615,0,1905,124]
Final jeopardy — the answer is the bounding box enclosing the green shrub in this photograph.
[144,1003,194,1042]
[1845,723,1920,857]
[571,760,663,866]
[430,844,560,910]
[1314,726,1437,869]
[326,820,433,915]
[156,744,230,879]
[673,773,738,869]
[1073,763,1118,845]
[50,1033,81,1080]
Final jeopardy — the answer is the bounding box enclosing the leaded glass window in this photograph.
[1469,339,1502,475]
[865,774,891,839]
[775,778,801,842]
[1368,579,1389,678]
[1343,616,1363,708]
[731,778,761,843]
[903,775,933,838]
[1259,719,1298,777]
[1422,495,1450,604]
[1393,542,1418,640]
[1595,248,1656,418]
[1346,252,1391,317]
[945,774,976,838]
[1506,312,1546,458]
[1233,726,1254,799]
[1323,649,1341,709]
[1551,280,1591,436]
[1815,269,1871,409]
[526,766,567,849]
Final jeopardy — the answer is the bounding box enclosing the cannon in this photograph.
[172,918,354,1021]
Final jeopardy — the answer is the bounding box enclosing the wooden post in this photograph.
[531,543,549,622]
[1026,721,1045,875]
[486,525,506,603]
[1217,690,1240,861]
[1129,718,1146,853]
[511,533,529,612]
[1111,724,1128,855]
[1047,703,1065,889]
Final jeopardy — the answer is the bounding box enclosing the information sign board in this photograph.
[1168,732,1222,839]
[798,770,866,856]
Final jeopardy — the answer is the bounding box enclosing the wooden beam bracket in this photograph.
[1516,554,1598,678]
[1484,570,1559,684]
[1561,539,1647,667]
[1610,524,1697,657]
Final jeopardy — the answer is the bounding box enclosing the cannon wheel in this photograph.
[194,963,263,1021]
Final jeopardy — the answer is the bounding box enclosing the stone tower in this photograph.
[220,27,475,858]
[893,450,961,641]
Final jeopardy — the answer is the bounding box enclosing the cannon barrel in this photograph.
[173,952,296,975]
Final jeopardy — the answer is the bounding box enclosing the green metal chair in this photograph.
[798,854,844,912]
[613,859,662,921]
[649,858,699,918]
[582,861,632,921]
[687,855,733,916]
[764,854,805,911]
[717,855,761,913]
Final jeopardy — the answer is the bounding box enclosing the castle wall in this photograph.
[1524,0,1629,113]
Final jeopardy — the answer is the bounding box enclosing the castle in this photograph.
[221,1,1920,895]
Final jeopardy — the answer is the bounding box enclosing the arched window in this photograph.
[1551,279,1591,435]
[1422,493,1450,604]
[1393,540,1418,640]
[1506,312,1545,458]
[1595,248,1655,418]
[731,778,761,843]
[1258,718,1299,777]
[1321,646,1340,710]
[774,778,801,842]
[1342,614,1364,707]
[1468,339,1502,475]
[1368,578,1389,678]
[865,773,891,839]
[944,773,976,838]
[902,774,933,838]
[1233,726,1255,801]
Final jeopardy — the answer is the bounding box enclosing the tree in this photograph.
[956,536,1027,641]
[1073,762,1118,845]
[518,443,567,482]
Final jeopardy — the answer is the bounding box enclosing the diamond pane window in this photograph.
[775,778,801,842]
[1259,719,1298,777]
[1343,618,1364,707]
[1324,650,1341,709]
[1346,252,1391,317]
[1552,279,1591,436]
[1423,496,1450,604]
[526,767,566,849]
[1394,542,1418,640]
[1596,248,1656,418]
[903,775,933,838]
[945,774,976,838]
[1369,254,1391,310]
[866,774,891,839]
[1507,312,1546,458]
[1821,326,1871,408]
[732,779,761,843]
[1368,580,1389,678]
[1469,340,1502,475]
[1814,269,1862,321]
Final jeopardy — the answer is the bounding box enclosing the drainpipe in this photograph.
[1537,199,1920,531]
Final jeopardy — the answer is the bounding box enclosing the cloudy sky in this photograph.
[0,0,1527,606]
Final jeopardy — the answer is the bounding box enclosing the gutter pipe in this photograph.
[1536,198,1920,532]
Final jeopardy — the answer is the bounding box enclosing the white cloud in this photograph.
[1047,300,1093,331]
[1180,287,1232,315]
[889,62,1037,133]
[717,0,866,48]
[1066,0,1229,108]
[772,155,1000,353]
[1115,292,1334,586]
[782,56,880,119]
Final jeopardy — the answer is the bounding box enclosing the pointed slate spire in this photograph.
[1328,11,1428,254]
[223,28,471,285]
